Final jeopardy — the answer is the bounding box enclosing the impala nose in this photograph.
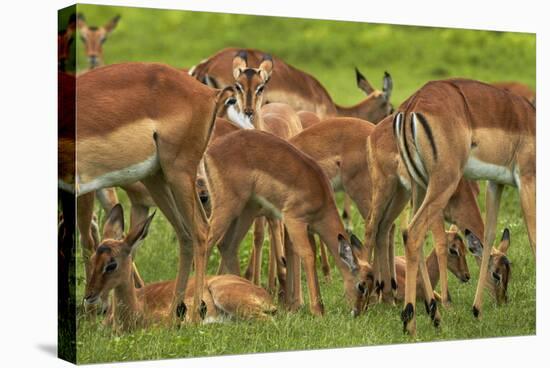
[89,55,98,68]
[244,108,254,118]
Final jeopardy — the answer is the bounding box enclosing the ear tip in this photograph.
[236,50,248,61]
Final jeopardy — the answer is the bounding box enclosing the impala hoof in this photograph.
[401,303,414,333]
[473,306,480,319]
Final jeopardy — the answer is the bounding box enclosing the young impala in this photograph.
[190,47,393,123]
[203,129,374,316]
[77,13,120,70]
[393,79,534,335]
[84,204,277,331]
[59,62,235,322]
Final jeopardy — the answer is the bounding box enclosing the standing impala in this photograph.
[366,114,485,313]
[77,13,120,70]
[84,204,277,331]
[204,129,374,316]
[59,62,235,321]
[190,47,393,123]
[393,79,534,335]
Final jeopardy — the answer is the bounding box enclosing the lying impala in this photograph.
[59,62,235,321]
[392,79,534,335]
[204,129,374,316]
[84,204,276,331]
[77,13,120,70]
[190,47,393,123]
[365,113,485,325]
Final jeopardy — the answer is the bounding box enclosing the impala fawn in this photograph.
[84,204,277,331]
[204,129,374,316]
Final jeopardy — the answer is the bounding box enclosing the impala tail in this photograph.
[393,111,438,189]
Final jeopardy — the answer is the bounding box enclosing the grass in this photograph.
[65,4,536,364]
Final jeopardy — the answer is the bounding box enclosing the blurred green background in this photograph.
[61,4,536,364]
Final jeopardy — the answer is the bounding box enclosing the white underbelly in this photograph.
[76,153,159,195]
[463,155,516,186]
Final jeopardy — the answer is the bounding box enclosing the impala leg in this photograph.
[244,217,265,284]
[319,239,332,282]
[403,180,459,335]
[284,226,302,311]
[95,187,119,214]
[267,218,287,304]
[141,173,195,323]
[431,214,450,307]
[518,175,536,256]
[286,220,324,316]
[218,208,257,276]
[342,194,354,233]
[267,236,277,294]
[417,245,441,327]
[484,181,504,250]
[77,192,97,285]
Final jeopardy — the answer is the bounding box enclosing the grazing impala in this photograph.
[77,13,120,70]
[59,62,235,321]
[204,130,374,316]
[365,114,485,317]
[190,47,393,123]
[392,79,534,335]
[84,205,277,331]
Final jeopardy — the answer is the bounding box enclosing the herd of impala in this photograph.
[58,14,535,335]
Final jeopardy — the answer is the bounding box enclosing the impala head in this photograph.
[338,233,374,317]
[446,225,471,283]
[77,13,120,69]
[354,68,394,122]
[84,204,155,306]
[58,13,76,71]
[465,228,511,304]
[229,50,273,129]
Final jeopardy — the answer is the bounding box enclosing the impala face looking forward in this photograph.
[77,13,120,69]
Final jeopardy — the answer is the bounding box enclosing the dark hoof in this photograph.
[176,302,187,319]
[391,278,397,291]
[473,306,480,318]
[401,303,414,333]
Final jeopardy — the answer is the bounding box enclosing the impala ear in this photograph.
[103,203,125,240]
[233,50,248,80]
[104,15,121,34]
[259,54,273,82]
[77,13,87,30]
[338,234,358,273]
[67,13,77,31]
[382,71,393,101]
[124,211,156,253]
[498,228,511,254]
[355,67,375,95]
[465,229,483,257]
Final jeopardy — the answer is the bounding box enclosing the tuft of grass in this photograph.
[68,4,536,364]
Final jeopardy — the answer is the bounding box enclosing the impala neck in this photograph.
[334,95,377,120]
[113,269,142,328]
[425,249,440,289]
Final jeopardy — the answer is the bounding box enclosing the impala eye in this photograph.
[104,260,118,274]
[234,83,243,92]
[449,248,459,256]
[256,85,265,95]
[492,271,502,284]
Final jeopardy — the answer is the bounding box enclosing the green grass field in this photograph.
[66,4,536,364]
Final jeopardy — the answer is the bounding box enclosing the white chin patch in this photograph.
[227,105,255,130]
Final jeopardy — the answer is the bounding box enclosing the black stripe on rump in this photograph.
[415,112,438,160]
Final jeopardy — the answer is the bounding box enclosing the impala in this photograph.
[203,129,374,316]
[227,51,303,302]
[59,62,235,321]
[77,13,120,70]
[190,47,393,123]
[365,113,485,319]
[393,79,534,335]
[58,13,76,72]
[84,204,277,331]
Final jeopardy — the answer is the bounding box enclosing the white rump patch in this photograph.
[77,153,159,196]
[227,105,255,130]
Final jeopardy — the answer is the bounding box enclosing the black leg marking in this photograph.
[199,300,208,320]
[342,209,349,220]
[391,278,397,291]
[424,300,430,315]
[401,303,414,332]
[176,302,187,320]
[473,306,480,318]
[428,298,437,321]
